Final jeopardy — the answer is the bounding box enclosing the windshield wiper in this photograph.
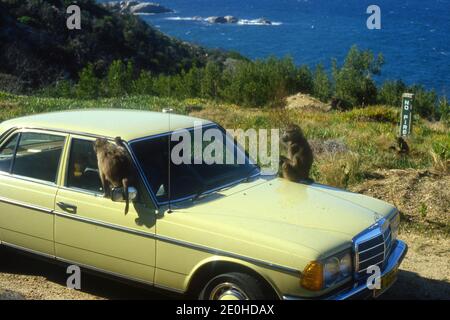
[192,166,260,201]
[244,165,261,182]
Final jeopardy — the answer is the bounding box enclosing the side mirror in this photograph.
[111,187,138,202]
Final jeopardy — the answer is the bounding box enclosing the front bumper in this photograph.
[284,239,408,300]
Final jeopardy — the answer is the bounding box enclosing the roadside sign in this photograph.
[399,93,414,137]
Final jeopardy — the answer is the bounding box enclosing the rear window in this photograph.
[12,132,66,183]
[0,133,19,173]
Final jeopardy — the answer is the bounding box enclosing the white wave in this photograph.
[237,19,282,26]
[134,13,156,16]
[165,16,203,21]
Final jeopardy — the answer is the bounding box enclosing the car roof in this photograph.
[0,109,213,141]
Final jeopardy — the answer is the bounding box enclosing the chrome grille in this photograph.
[354,219,393,278]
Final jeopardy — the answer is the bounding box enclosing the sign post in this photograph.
[399,93,414,137]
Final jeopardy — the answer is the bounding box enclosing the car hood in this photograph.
[163,176,396,265]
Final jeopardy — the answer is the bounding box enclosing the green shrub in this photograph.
[75,64,100,99]
[17,16,38,26]
[409,85,437,119]
[201,61,222,99]
[432,136,450,161]
[132,71,154,95]
[332,45,383,107]
[313,64,332,102]
[105,60,134,97]
[378,80,407,107]
[438,96,449,124]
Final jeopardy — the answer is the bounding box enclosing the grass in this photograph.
[1,92,449,183]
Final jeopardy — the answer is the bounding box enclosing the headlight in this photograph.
[301,251,352,291]
[390,211,400,241]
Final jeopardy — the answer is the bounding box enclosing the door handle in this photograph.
[57,202,77,214]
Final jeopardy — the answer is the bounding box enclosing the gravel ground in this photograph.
[0,247,178,300]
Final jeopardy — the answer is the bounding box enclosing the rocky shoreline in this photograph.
[206,16,273,25]
[102,1,275,25]
[102,1,173,15]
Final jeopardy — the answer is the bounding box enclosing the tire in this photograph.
[199,272,274,300]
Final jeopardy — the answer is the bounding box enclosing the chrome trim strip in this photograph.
[155,234,300,276]
[14,126,113,140]
[0,171,59,188]
[54,210,299,276]
[357,261,384,274]
[58,186,104,197]
[1,241,55,259]
[358,251,384,264]
[128,123,217,144]
[54,210,157,239]
[0,195,54,215]
[358,242,384,254]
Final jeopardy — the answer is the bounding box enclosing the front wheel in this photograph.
[199,272,274,300]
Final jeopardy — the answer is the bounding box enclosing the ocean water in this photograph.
[99,0,450,96]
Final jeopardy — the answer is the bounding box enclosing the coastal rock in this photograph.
[102,1,173,15]
[129,2,173,14]
[224,15,239,23]
[206,16,228,24]
[205,16,273,25]
[255,18,272,25]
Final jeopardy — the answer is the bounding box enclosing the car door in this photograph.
[54,135,157,284]
[0,129,67,256]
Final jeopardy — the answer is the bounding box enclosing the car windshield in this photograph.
[131,124,259,204]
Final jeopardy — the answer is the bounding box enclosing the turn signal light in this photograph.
[301,261,323,291]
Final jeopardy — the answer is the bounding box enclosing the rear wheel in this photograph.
[199,272,274,300]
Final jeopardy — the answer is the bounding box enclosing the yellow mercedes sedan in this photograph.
[0,110,407,300]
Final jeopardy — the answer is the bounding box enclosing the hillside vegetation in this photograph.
[0,0,234,91]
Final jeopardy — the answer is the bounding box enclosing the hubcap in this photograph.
[209,282,249,300]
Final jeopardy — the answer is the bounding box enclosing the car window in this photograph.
[12,132,65,183]
[132,135,170,202]
[0,133,19,173]
[66,138,150,206]
[131,126,257,204]
[66,138,102,193]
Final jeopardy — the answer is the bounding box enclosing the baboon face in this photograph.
[282,124,303,143]
[94,138,109,153]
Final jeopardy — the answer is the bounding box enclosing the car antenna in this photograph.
[165,107,173,213]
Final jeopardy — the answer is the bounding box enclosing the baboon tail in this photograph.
[122,178,129,215]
